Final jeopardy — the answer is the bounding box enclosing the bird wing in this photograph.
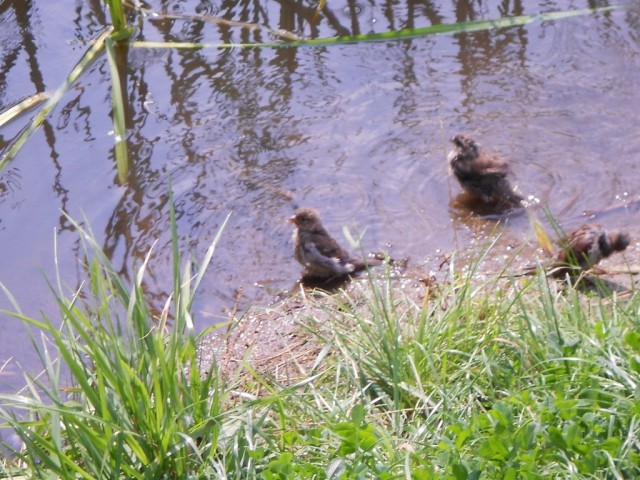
[307,232,351,262]
[302,236,355,274]
[473,151,511,177]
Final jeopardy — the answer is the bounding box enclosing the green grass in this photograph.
[305,271,640,478]
[1,215,639,478]
[0,205,233,479]
[104,0,129,36]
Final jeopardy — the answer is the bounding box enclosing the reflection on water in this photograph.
[1,0,640,388]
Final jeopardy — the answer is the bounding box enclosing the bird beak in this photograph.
[288,215,298,225]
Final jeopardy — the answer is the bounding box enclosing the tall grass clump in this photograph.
[0,207,236,478]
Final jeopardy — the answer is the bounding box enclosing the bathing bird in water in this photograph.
[289,207,378,280]
[448,134,524,208]
[549,223,630,277]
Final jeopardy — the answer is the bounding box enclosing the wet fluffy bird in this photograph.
[448,134,524,207]
[551,223,630,276]
[289,207,376,280]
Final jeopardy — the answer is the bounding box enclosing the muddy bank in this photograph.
[197,242,640,383]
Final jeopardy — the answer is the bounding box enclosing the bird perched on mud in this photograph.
[549,223,630,277]
[289,207,378,280]
[448,134,524,208]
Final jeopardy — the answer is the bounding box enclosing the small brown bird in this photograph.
[289,207,376,280]
[448,134,524,207]
[551,223,630,276]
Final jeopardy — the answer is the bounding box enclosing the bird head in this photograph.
[289,207,322,231]
[451,134,478,155]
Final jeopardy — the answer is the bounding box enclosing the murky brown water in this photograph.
[1,0,640,390]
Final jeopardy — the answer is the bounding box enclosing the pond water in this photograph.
[1,0,640,391]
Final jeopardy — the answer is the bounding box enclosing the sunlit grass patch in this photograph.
[290,266,640,478]
[0,222,639,478]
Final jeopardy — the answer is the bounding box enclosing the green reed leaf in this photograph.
[105,37,129,185]
[104,0,128,35]
[131,5,624,50]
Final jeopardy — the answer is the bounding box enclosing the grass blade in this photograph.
[0,92,51,129]
[131,5,625,50]
[105,37,129,185]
